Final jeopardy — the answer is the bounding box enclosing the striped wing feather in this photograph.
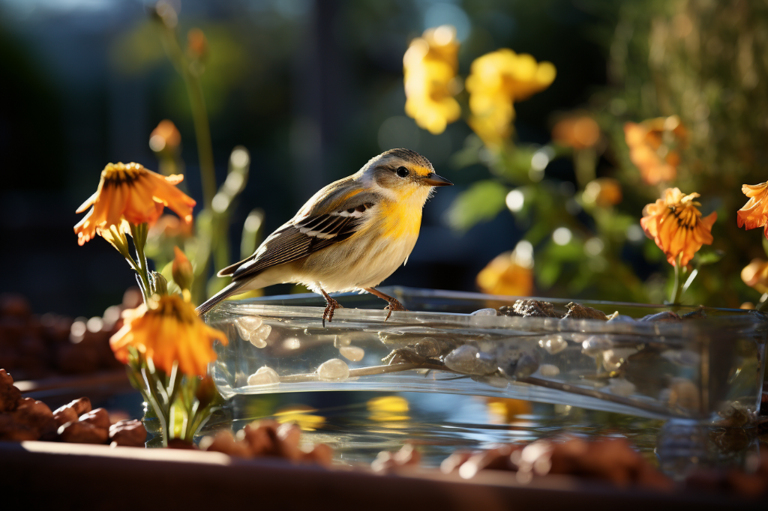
[219,191,378,281]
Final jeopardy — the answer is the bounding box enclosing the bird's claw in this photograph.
[384,298,407,321]
[322,296,343,327]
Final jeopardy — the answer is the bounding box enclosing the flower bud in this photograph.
[195,375,218,409]
[152,271,168,296]
[187,28,208,62]
[172,246,194,292]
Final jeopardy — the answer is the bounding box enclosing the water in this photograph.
[199,390,764,476]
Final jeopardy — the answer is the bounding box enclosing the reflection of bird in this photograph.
[197,149,452,324]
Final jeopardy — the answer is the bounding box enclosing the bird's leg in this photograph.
[320,289,342,327]
[364,287,407,321]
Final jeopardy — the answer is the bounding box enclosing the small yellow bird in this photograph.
[196,148,452,324]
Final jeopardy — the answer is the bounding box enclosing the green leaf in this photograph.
[694,249,724,267]
[445,180,509,232]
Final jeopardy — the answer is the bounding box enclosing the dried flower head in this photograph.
[110,294,227,377]
[403,25,461,135]
[640,188,717,267]
[74,163,195,246]
[624,116,686,185]
[737,182,768,239]
[466,49,555,148]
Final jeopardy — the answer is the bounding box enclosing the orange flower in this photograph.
[74,163,195,246]
[741,259,768,294]
[737,182,768,239]
[149,120,181,153]
[624,116,686,185]
[552,115,600,150]
[110,294,227,377]
[477,245,534,296]
[640,188,717,267]
[583,178,622,207]
[172,246,194,292]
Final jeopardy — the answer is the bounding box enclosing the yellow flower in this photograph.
[403,25,461,135]
[110,294,227,377]
[466,49,555,147]
[74,162,196,246]
[552,115,600,150]
[737,182,768,239]
[624,116,686,185]
[741,259,768,294]
[640,188,717,267]
[477,247,534,296]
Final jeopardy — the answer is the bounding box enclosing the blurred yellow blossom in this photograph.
[624,116,687,185]
[110,294,227,377]
[640,187,716,267]
[149,120,181,154]
[403,25,461,135]
[466,49,556,148]
[477,244,534,296]
[741,259,768,294]
[172,246,194,293]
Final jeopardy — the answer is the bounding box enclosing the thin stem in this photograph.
[142,367,168,447]
[130,223,154,303]
[670,253,685,305]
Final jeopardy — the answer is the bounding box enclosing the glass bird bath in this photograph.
[207,287,767,426]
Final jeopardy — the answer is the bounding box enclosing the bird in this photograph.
[196,148,453,325]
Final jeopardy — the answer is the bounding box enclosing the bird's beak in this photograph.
[422,173,453,187]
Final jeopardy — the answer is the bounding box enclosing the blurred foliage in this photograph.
[415,0,768,308]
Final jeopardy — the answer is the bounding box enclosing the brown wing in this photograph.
[219,193,378,281]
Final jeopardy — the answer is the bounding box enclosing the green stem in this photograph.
[141,367,168,447]
[670,253,685,305]
[130,223,154,303]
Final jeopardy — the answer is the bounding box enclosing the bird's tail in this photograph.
[196,281,246,316]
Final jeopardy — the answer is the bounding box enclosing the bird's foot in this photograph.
[320,290,343,327]
[383,298,407,321]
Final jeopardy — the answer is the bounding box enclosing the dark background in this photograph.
[0,0,610,318]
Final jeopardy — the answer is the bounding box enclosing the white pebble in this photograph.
[339,346,364,361]
[607,378,636,397]
[539,335,568,355]
[471,308,498,316]
[248,324,271,349]
[235,316,263,341]
[539,364,560,377]
[317,358,350,381]
[602,348,637,372]
[247,366,279,386]
[581,336,613,357]
[282,338,301,350]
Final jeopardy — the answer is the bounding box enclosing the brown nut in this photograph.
[53,407,78,427]
[12,397,56,439]
[302,443,333,467]
[80,408,110,430]
[0,414,38,441]
[200,430,251,458]
[58,421,109,444]
[109,419,147,447]
[371,444,421,473]
[53,397,92,417]
[0,368,22,412]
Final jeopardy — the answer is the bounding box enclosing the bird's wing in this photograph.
[220,189,380,281]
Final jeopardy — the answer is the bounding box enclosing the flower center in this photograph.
[102,162,146,186]
[669,203,700,230]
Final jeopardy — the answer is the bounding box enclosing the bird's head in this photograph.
[357,148,453,202]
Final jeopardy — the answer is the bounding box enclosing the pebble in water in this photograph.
[607,314,636,323]
[317,358,350,381]
[415,338,441,358]
[249,324,271,349]
[497,349,540,380]
[443,345,496,376]
[471,375,508,388]
[539,335,568,355]
[339,346,364,362]
[602,348,637,372]
[539,364,560,377]
[235,317,264,341]
[667,377,700,410]
[471,308,498,316]
[247,366,279,386]
[283,338,301,350]
[607,378,636,397]
[661,349,700,367]
[581,336,613,357]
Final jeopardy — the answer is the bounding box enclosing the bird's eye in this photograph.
[396,166,409,178]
